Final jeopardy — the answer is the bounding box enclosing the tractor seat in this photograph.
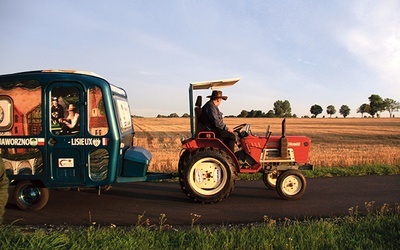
[194,95,202,135]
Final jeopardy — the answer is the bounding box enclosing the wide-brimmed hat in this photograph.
[67,104,76,111]
[207,90,228,100]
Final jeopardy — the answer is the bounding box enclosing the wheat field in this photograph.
[133,117,400,171]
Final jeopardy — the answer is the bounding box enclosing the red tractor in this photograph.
[178,78,313,203]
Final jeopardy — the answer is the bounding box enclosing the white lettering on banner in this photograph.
[0,137,105,147]
[0,138,44,146]
[70,138,102,147]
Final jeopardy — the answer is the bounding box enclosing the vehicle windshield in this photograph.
[111,85,133,134]
[115,98,132,133]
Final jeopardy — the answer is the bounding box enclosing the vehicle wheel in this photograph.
[262,171,278,190]
[276,170,306,200]
[179,148,237,203]
[13,180,49,211]
[178,150,190,181]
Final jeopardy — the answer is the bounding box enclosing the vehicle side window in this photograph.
[50,86,80,135]
[0,80,41,134]
[0,96,14,132]
[88,86,109,136]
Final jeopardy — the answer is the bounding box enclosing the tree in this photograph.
[326,105,336,118]
[357,103,370,117]
[273,100,292,117]
[238,110,248,118]
[310,104,323,118]
[339,105,351,118]
[266,110,275,118]
[248,110,256,117]
[368,94,384,117]
[383,98,400,117]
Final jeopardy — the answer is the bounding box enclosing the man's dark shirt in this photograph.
[198,100,228,132]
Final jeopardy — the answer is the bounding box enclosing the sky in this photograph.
[1,0,399,117]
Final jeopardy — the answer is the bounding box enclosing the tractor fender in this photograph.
[182,137,240,172]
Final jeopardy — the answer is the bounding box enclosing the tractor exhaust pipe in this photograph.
[281,119,288,158]
[282,118,286,137]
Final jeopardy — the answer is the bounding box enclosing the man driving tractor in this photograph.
[198,90,236,152]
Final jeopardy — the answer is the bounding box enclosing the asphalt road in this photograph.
[4,175,400,227]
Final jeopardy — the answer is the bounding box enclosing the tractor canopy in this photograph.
[188,78,240,138]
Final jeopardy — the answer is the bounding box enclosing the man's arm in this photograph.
[65,113,79,129]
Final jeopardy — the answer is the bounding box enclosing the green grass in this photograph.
[1,209,399,250]
[237,164,400,180]
[304,164,400,178]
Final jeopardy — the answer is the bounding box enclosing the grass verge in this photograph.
[0,205,399,250]
[237,164,400,180]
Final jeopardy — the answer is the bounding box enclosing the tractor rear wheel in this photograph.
[276,170,306,200]
[179,148,237,203]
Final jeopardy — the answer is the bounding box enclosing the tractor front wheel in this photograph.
[262,171,278,190]
[179,148,237,203]
[276,170,306,200]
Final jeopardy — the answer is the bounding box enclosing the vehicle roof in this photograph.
[0,69,104,80]
[190,78,240,90]
[41,69,103,78]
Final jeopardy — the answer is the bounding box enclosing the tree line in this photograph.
[234,94,399,118]
[155,94,399,118]
[309,94,399,118]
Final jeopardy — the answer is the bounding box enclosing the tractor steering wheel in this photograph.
[233,123,250,138]
[233,123,247,133]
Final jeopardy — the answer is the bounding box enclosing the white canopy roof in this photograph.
[190,78,240,90]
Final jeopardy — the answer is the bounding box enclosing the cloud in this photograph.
[336,1,400,91]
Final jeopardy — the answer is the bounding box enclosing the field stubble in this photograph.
[133,118,400,172]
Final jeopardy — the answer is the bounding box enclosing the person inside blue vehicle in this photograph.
[51,96,64,125]
[198,90,236,152]
[60,104,80,134]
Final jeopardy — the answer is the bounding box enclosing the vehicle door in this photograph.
[47,82,85,186]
